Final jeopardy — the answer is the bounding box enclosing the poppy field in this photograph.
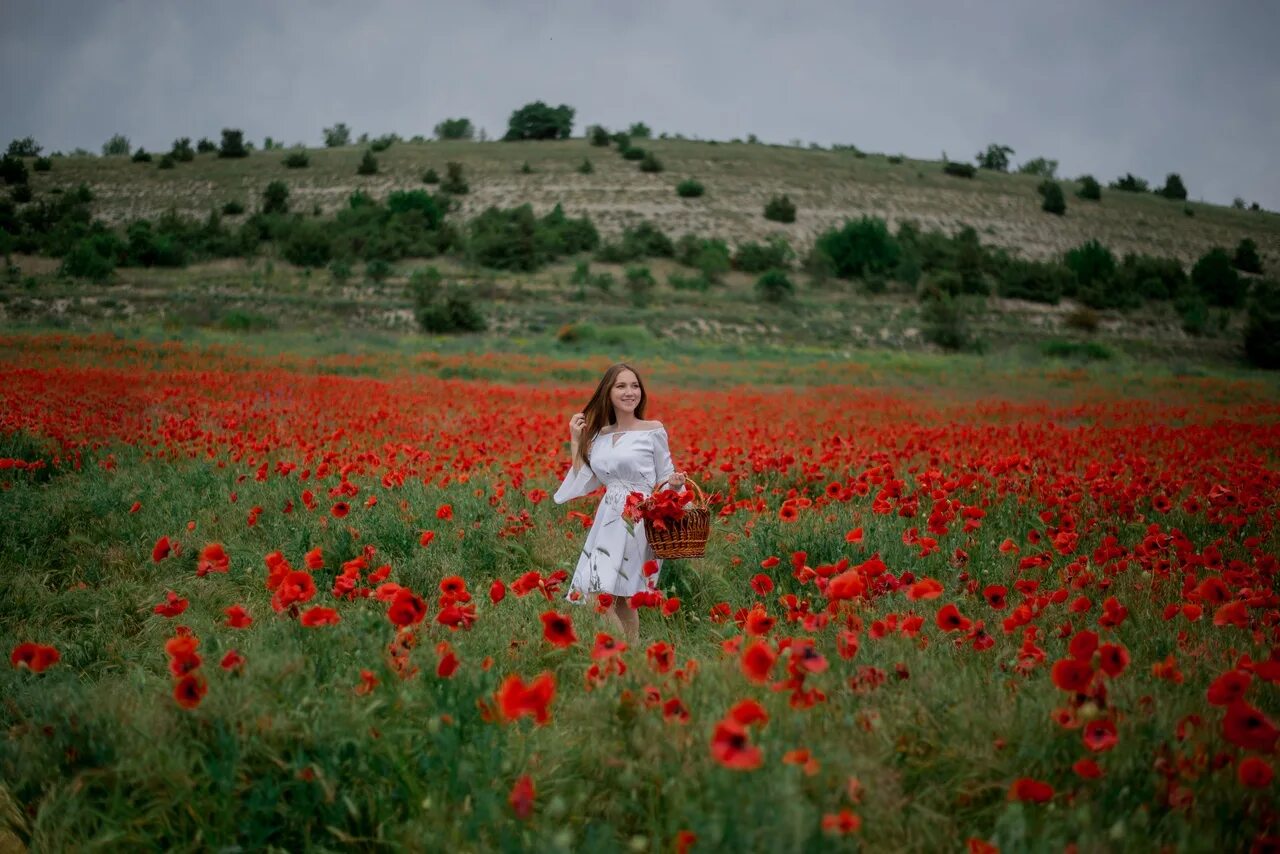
[2,332,1279,852]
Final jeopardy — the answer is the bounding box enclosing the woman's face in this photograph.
[610,370,643,418]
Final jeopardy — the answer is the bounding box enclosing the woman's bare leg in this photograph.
[612,597,640,645]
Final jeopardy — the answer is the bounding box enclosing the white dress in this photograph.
[553,426,677,603]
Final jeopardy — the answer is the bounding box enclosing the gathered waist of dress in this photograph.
[602,480,654,505]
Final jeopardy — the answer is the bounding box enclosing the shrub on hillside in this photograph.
[587,125,612,147]
[639,152,664,173]
[441,161,469,194]
[997,259,1071,304]
[411,267,486,333]
[283,150,310,169]
[0,156,28,186]
[196,138,217,154]
[222,200,246,216]
[1110,173,1148,193]
[281,220,332,268]
[674,234,730,282]
[503,101,575,141]
[262,181,289,215]
[102,134,131,156]
[976,144,1014,172]
[369,134,398,153]
[920,293,971,350]
[755,269,794,303]
[170,138,196,162]
[422,168,440,184]
[813,217,899,279]
[625,265,656,307]
[1076,175,1102,201]
[596,221,674,263]
[1157,173,1188,201]
[733,236,794,273]
[60,232,123,282]
[1244,279,1280,368]
[628,122,652,139]
[1018,157,1058,178]
[434,118,474,140]
[1064,240,1116,292]
[1175,291,1209,336]
[218,129,249,159]
[1115,254,1186,301]
[622,146,646,162]
[1038,180,1066,215]
[33,157,52,173]
[467,204,597,271]
[764,194,796,224]
[1191,247,1245,308]
[6,137,41,158]
[158,154,176,170]
[357,150,378,175]
[131,148,152,164]
[943,161,976,178]
[676,179,704,198]
[323,123,351,148]
[578,158,593,175]
[1233,238,1263,274]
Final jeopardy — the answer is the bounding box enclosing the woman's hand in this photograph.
[569,412,586,445]
[667,470,687,490]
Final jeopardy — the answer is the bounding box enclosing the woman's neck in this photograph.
[611,414,643,431]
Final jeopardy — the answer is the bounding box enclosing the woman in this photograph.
[554,363,686,643]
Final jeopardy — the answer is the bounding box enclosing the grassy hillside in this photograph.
[27,139,1280,266]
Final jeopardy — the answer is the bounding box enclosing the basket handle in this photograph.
[654,474,706,506]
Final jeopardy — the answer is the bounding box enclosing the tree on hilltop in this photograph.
[503,101,575,141]
[434,118,475,140]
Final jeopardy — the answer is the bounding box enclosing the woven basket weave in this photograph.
[643,477,710,559]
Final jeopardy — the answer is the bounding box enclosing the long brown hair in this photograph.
[577,363,647,467]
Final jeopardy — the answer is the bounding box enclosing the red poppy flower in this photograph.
[419,530,435,547]
[592,633,625,660]
[440,575,468,598]
[436,504,453,521]
[224,604,253,629]
[196,543,229,576]
[845,527,863,543]
[710,719,762,770]
[527,488,547,504]
[1223,700,1279,753]
[1068,630,1098,661]
[760,556,781,569]
[173,672,208,709]
[662,597,682,616]
[663,696,690,724]
[436,642,460,679]
[728,699,769,727]
[489,579,506,604]
[129,501,142,513]
[153,590,189,618]
[778,504,799,523]
[220,650,245,670]
[908,578,943,601]
[648,642,674,674]
[304,548,324,570]
[152,535,172,563]
[1098,643,1129,678]
[540,611,578,648]
[300,606,341,627]
[750,574,775,596]
[1083,718,1118,752]
[821,808,861,834]
[1008,777,1054,803]
[368,564,391,584]
[436,603,477,630]
[355,669,379,695]
[1073,758,1103,779]
[330,501,350,518]
[983,585,1008,610]
[783,748,820,776]
[509,774,535,819]
[1051,658,1094,692]
[387,588,427,627]
[496,671,556,725]
[643,560,660,578]
[826,569,866,601]
[740,640,777,683]
[1238,757,1274,788]
[1207,670,1252,706]
[272,570,317,612]
[10,642,60,673]
[744,608,775,636]
[935,603,971,632]
[674,830,697,854]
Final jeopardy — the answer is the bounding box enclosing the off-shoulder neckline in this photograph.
[597,426,666,437]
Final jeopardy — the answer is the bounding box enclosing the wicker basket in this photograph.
[643,477,710,559]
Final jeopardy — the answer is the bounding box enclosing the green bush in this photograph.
[0,156,28,185]
[997,259,1071,304]
[1064,240,1116,293]
[596,221,674,263]
[1191,247,1245,307]
[755,269,794,303]
[625,265,656,307]
[329,258,352,284]
[422,168,440,184]
[520,160,534,174]
[131,148,152,163]
[1038,181,1066,215]
[196,138,217,154]
[59,232,123,281]
[466,204,596,271]
[170,138,195,162]
[1157,173,1188,201]
[6,137,41,158]
[11,185,32,204]
[281,220,332,268]
[1233,238,1263,274]
[763,195,796,224]
[219,310,278,332]
[588,125,612,147]
[441,162,469,194]
[943,161,976,178]
[1175,291,1209,335]
[674,234,730,282]
[222,200,246,216]
[369,134,397,153]
[1244,279,1280,368]
[622,147,646,162]
[33,157,52,172]
[434,118,474,140]
[1076,175,1102,201]
[283,150,310,169]
[1041,340,1113,361]
[262,181,289,215]
[218,129,249,159]
[628,122,652,139]
[102,134,131,156]
[1110,173,1148,192]
[921,293,971,350]
[503,101,575,141]
[976,144,1014,172]
[538,203,600,256]
[357,150,378,175]
[668,272,711,291]
[323,123,352,148]
[1018,157,1058,178]
[1115,254,1186,301]
[365,258,392,282]
[733,236,794,273]
[813,217,899,279]
[157,154,176,170]
[676,179,704,198]
[578,158,593,175]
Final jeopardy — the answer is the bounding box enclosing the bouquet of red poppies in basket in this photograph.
[624,477,710,559]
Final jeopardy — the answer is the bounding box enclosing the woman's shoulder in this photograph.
[639,419,666,433]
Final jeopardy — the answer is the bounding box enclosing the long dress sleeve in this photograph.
[554,458,603,504]
[652,427,676,488]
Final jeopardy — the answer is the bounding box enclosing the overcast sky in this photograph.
[3,0,1278,208]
